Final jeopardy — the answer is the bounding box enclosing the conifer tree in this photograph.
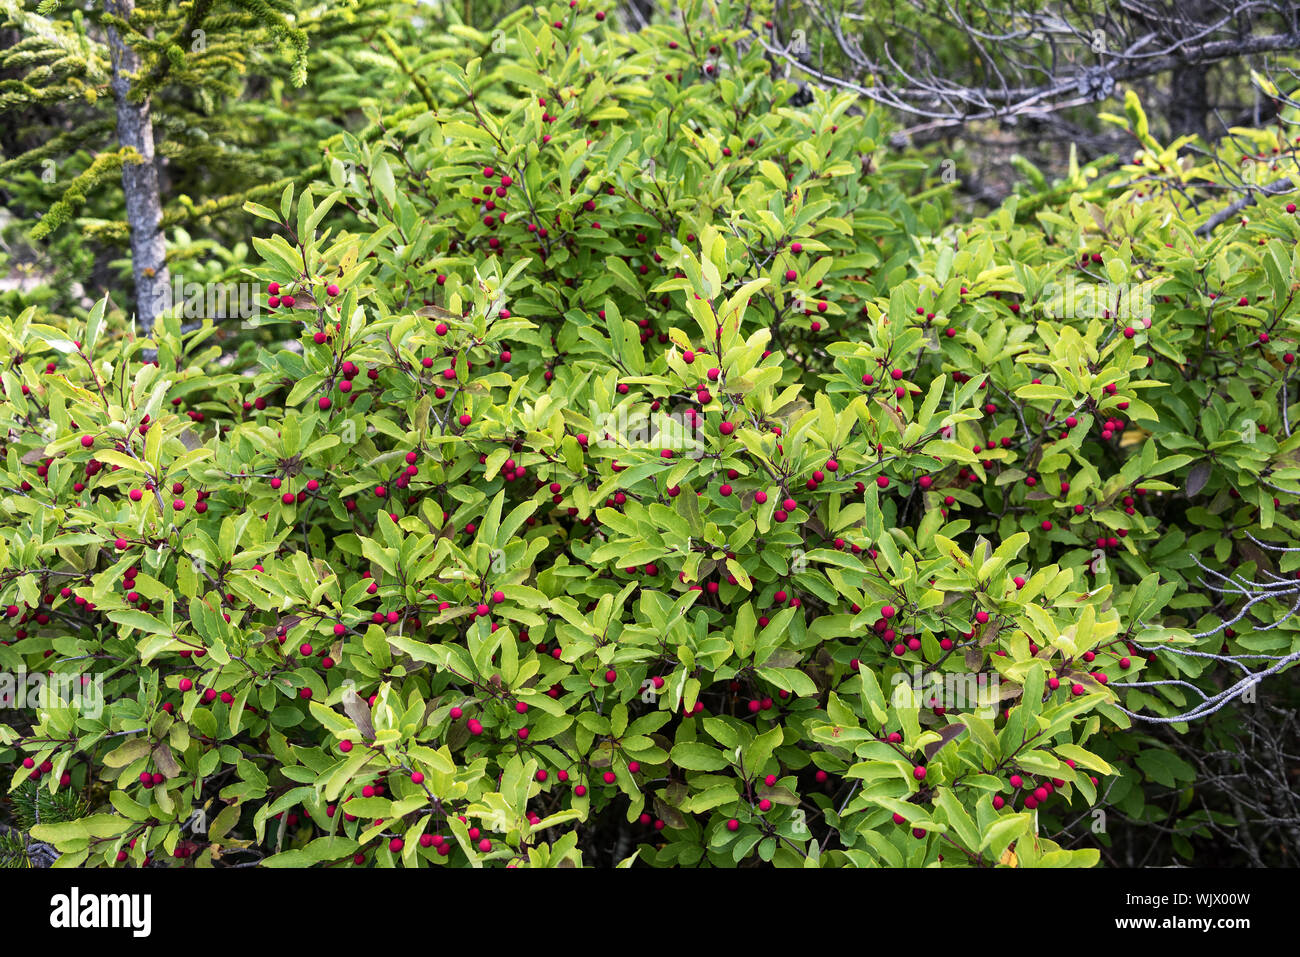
[0,0,403,327]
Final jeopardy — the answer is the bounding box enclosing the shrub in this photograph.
[1,2,1297,868]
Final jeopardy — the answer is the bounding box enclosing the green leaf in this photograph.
[669,742,731,772]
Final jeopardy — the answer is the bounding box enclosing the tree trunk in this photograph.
[1164,0,1214,141]
[1169,60,1209,140]
[104,0,169,335]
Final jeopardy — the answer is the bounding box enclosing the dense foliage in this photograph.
[2,0,1298,868]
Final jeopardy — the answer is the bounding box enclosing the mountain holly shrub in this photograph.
[2,1,1297,868]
